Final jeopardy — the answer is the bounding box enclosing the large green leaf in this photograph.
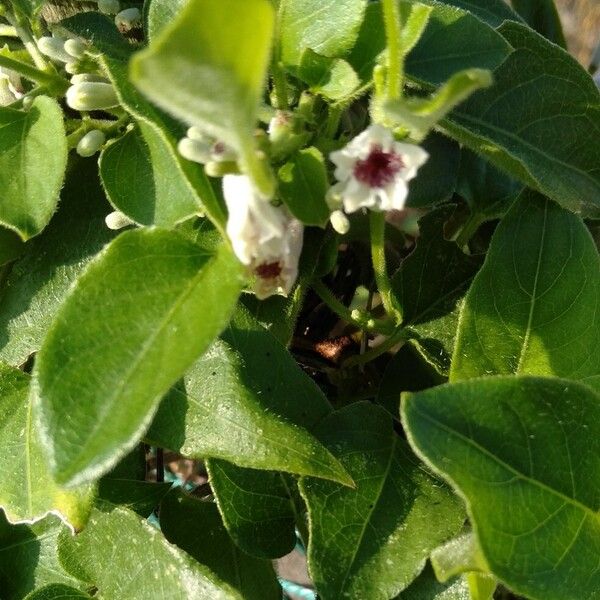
[0,364,93,528]
[0,513,83,600]
[451,191,600,391]
[146,0,187,40]
[0,97,66,240]
[300,402,464,600]
[60,12,224,230]
[0,159,116,366]
[58,507,241,599]
[511,0,566,47]
[444,22,600,217]
[33,230,244,487]
[160,490,281,599]
[130,0,274,194]
[402,376,600,600]
[206,461,298,559]
[100,123,201,227]
[279,0,367,67]
[147,308,349,484]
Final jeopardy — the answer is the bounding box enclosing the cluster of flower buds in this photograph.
[326,124,429,233]
[178,127,238,176]
[37,35,88,75]
[0,66,23,106]
[223,174,303,299]
[66,73,119,112]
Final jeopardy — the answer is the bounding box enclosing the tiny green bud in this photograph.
[177,137,211,164]
[64,38,87,59]
[115,7,142,32]
[37,36,71,63]
[105,211,134,230]
[330,210,350,235]
[66,82,119,111]
[76,129,106,157]
[98,0,120,14]
[70,73,109,84]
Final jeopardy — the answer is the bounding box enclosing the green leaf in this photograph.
[401,375,600,600]
[300,402,465,600]
[0,513,83,600]
[0,227,25,266]
[0,97,67,240]
[297,50,360,100]
[100,123,201,227]
[33,231,244,487]
[58,507,242,599]
[450,191,600,391]
[278,147,330,226]
[444,22,600,217]
[384,68,492,141]
[146,0,187,41]
[391,206,482,372]
[430,532,489,581]
[397,563,470,599]
[279,0,367,67]
[60,12,225,231]
[160,490,282,599]
[24,584,91,600]
[0,364,93,528]
[434,0,521,27]
[511,0,566,47]
[147,308,350,484]
[130,0,275,196]
[206,461,297,559]
[0,159,116,366]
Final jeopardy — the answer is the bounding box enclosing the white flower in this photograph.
[223,174,303,299]
[66,82,119,111]
[329,124,428,213]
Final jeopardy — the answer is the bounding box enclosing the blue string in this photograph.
[279,578,317,599]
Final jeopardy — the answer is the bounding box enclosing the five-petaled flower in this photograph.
[329,124,428,214]
[223,175,303,299]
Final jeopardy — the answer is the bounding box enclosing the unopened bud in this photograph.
[185,126,208,142]
[98,0,120,14]
[330,210,350,235]
[70,73,109,84]
[178,137,211,164]
[64,38,86,59]
[76,129,106,157]
[204,160,239,177]
[37,36,71,63]
[66,82,119,111]
[115,7,142,32]
[268,111,293,142]
[105,211,134,230]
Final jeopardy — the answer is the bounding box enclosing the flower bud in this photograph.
[105,211,134,230]
[64,38,86,59]
[177,137,211,164]
[37,36,71,63]
[329,210,350,235]
[98,0,120,14]
[66,82,119,111]
[70,73,109,84]
[204,160,239,178]
[186,126,209,143]
[76,129,106,157]
[115,7,142,32]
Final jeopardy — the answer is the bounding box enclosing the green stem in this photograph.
[324,105,342,138]
[369,212,401,323]
[5,13,48,71]
[271,59,289,110]
[0,54,68,94]
[455,211,484,248]
[239,135,276,199]
[312,279,394,334]
[382,0,403,100]
[342,327,409,368]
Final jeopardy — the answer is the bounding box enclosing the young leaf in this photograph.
[0,364,93,528]
[296,50,360,101]
[0,159,116,366]
[0,513,83,600]
[58,507,242,599]
[0,97,67,240]
[33,231,244,487]
[451,191,600,391]
[402,376,600,600]
[24,584,91,600]
[100,123,202,227]
[206,461,297,559]
[160,490,282,599]
[147,308,350,484]
[130,0,275,195]
[511,0,566,47]
[278,0,367,67]
[278,147,330,226]
[300,402,464,600]
[444,22,600,217]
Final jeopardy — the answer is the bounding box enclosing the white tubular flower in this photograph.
[223,174,303,299]
[329,124,429,213]
[115,8,142,32]
[76,129,106,157]
[37,36,72,63]
[66,82,119,111]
